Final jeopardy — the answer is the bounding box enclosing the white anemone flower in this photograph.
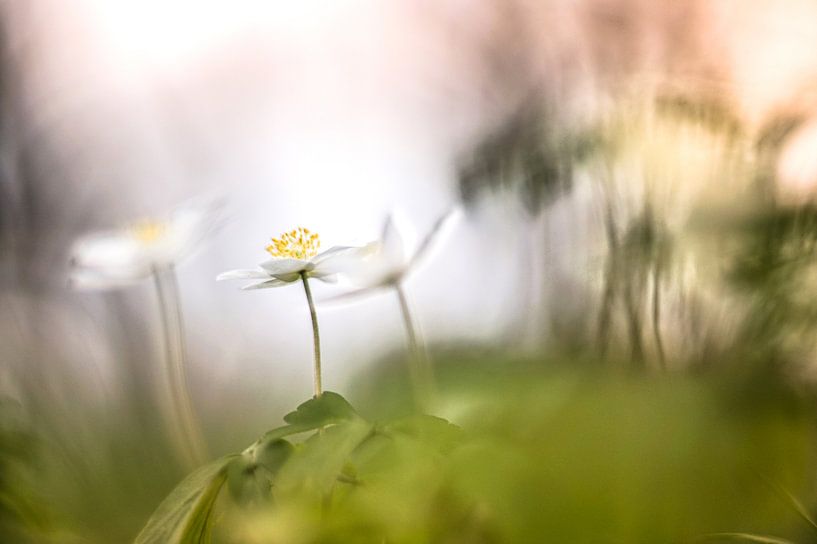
[69,196,225,289]
[333,208,461,295]
[216,227,358,290]
[217,227,364,399]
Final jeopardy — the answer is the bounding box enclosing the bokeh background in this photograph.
[5,1,817,542]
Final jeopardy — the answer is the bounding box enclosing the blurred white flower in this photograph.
[69,196,225,290]
[332,208,461,295]
[216,227,360,289]
[323,209,459,411]
[69,196,223,467]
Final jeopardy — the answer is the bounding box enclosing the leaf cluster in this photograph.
[135,368,817,544]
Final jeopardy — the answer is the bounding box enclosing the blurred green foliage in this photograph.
[0,398,54,543]
[133,359,817,543]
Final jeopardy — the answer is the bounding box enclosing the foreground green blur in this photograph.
[3,349,817,543]
[125,358,816,544]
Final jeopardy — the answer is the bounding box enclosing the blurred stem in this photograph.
[597,268,616,358]
[652,264,666,369]
[152,265,208,468]
[622,271,645,366]
[597,198,618,358]
[395,282,434,411]
[300,273,322,398]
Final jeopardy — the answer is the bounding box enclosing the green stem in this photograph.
[152,265,208,468]
[395,282,434,410]
[301,273,322,398]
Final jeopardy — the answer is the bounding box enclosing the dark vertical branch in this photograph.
[652,263,666,369]
[597,196,619,359]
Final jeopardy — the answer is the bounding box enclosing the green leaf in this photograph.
[274,419,374,496]
[136,394,363,542]
[226,455,266,505]
[255,423,310,444]
[282,391,359,428]
[255,438,295,474]
[226,439,295,505]
[248,392,360,447]
[383,415,463,453]
[134,456,235,544]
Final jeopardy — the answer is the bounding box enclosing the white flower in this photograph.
[332,208,461,294]
[69,196,225,290]
[216,227,361,289]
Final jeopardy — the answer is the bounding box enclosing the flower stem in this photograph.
[152,266,208,468]
[395,282,434,411]
[300,273,322,398]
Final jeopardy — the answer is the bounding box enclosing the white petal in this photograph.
[241,278,290,290]
[70,232,153,286]
[407,207,462,270]
[381,215,408,266]
[312,272,338,283]
[324,242,402,288]
[310,245,372,275]
[165,195,227,261]
[260,258,311,276]
[311,245,358,264]
[216,268,271,281]
[71,231,146,271]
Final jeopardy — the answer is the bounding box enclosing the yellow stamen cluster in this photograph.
[266,227,320,260]
[130,220,167,244]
